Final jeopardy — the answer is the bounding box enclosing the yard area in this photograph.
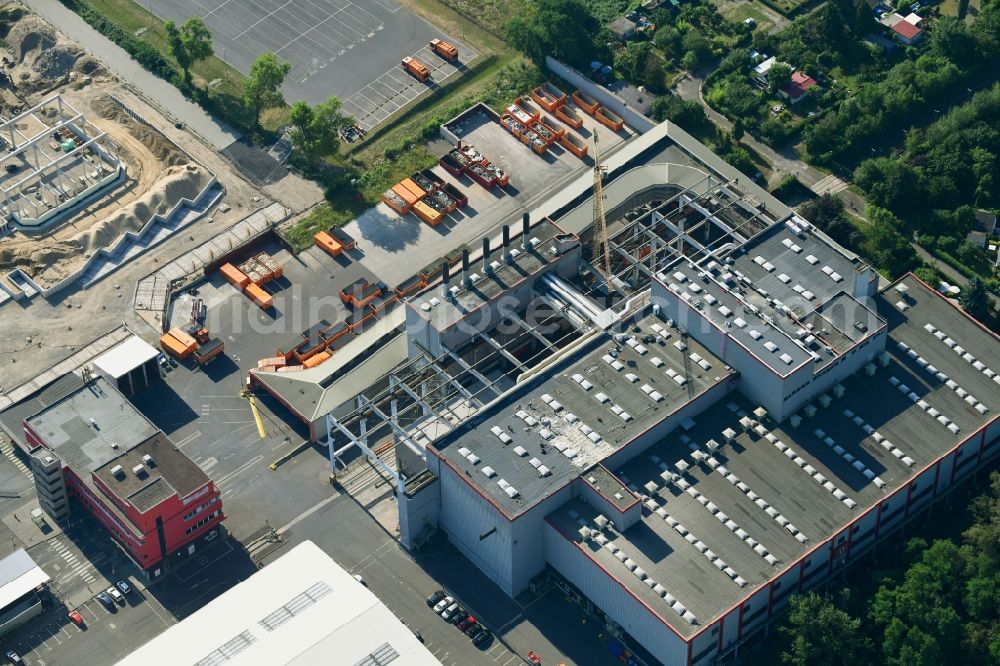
[719,2,777,31]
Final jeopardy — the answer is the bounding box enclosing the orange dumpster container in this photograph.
[258,356,286,369]
[413,200,443,226]
[160,332,194,360]
[595,106,625,131]
[302,351,331,368]
[220,263,250,290]
[256,253,283,280]
[314,231,344,257]
[572,90,599,115]
[399,178,426,201]
[383,188,411,214]
[246,283,273,310]
[555,104,584,129]
[169,328,197,349]
[560,132,588,158]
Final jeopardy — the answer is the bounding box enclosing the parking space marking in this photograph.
[1,441,32,479]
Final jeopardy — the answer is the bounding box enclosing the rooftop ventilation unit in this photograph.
[141,454,155,467]
[132,464,146,477]
[111,465,124,479]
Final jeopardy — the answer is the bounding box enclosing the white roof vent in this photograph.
[111,465,124,479]
[132,464,146,477]
[141,454,155,467]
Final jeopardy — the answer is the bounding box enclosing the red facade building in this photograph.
[23,376,223,580]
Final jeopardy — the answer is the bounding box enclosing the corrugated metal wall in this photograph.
[544,520,689,666]
[510,485,574,593]
[439,460,516,594]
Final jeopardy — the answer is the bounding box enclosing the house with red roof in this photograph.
[892,19,924,45]
[779,71,819,104]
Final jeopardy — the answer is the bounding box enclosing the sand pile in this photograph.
[4,14,98,93]
[93,96,186,166]
[0,165,213,286]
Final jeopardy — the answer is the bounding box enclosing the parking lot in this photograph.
[347,107,633,286]
[151,0,472,108]
[341,42,477,131]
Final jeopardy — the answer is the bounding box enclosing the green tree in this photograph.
[861,206,918,275]
[290,96,353,160]
[650,95,714,138]
[681,30,712,70]
[164,17,213,84]
[959,276,993,323]
[613,42,651,83]
[502,0,600,68]
[243,52,292,130]
[779,592,871,666]
[653,25,682,58]
[768,63,793,93]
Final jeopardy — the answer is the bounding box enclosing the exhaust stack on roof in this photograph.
[522,213,530,248]
[462,249,471,289]
[482,237,492,275]
[503,225,512,262]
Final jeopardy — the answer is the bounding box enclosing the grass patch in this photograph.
[758,0,811,17]
[82,0,245,99]
[940,0,961,16]
[720,3,775,31]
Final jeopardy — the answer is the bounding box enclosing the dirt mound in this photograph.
[0,165,213,285]
[6,13,94,92]
[6,14,56,62]
[92,95,186,166]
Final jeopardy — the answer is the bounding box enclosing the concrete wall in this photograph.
[545,58,655,133]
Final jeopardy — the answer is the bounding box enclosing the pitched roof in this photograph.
[893,20,922,39]
[782,71,818,99]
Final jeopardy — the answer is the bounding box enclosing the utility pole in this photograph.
[591,130,612,289]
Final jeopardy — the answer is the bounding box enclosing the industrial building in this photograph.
[0,549,50,637]
[21,374,223,580]
[116,540,441,666]
[0,94,123,231]
[317,121,999,666]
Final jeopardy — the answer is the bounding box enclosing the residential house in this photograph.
[892,19,924,44]
[968,210,997,248]
[779,71,819,104]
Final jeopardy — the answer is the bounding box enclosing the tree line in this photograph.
[778,470,1000,666]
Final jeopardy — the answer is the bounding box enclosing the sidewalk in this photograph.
[24,0,240,151]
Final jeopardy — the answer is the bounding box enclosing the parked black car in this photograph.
[426,590,446,607]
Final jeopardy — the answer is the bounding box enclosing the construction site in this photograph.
[0,7,219,298]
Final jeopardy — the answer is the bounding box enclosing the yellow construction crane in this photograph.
[591,130,612,288]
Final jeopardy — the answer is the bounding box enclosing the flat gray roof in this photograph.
[547,275,998,636]
[435,311,733,517]
[660,263,814,375]
[730,223,868,311]
[94,432,209,511]
[24,376,159,473]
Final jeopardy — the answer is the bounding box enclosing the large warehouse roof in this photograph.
[116,540,440,666]
[548,275,998,636]
[0,549,49,610]
[433,312,733,517]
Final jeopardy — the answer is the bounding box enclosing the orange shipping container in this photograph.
[160,332,194,359]
[302,351,331,368]
[246,283,273,310]
[220,263,250,290]
[314,231,344,257]
[169,328,197,349]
